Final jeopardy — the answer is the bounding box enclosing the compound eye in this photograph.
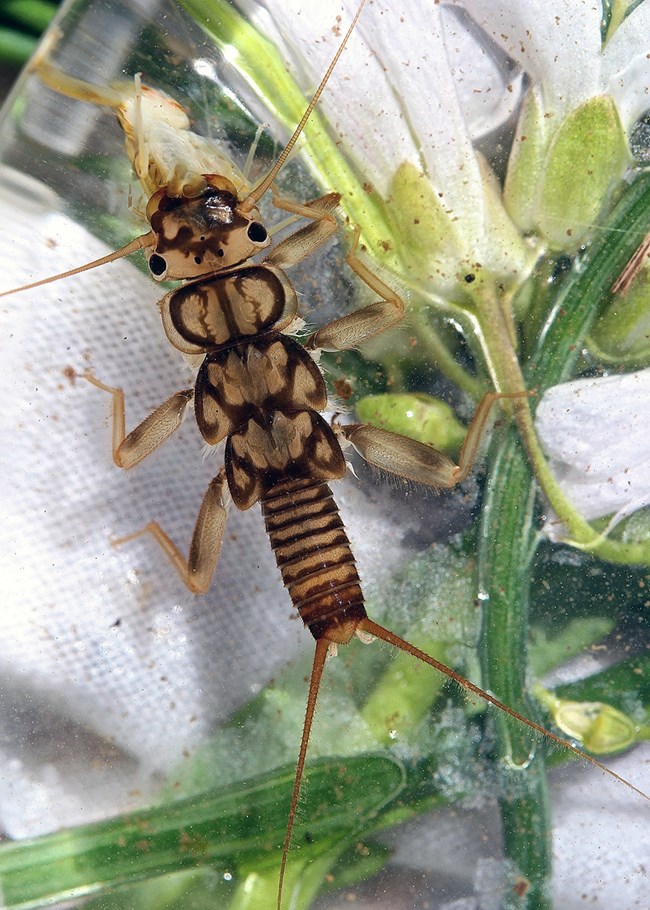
[247,221,268,244]
[149,253,168,280]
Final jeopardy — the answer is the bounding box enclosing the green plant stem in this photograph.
[476,171,650,908]
[479,429,552,910]
[414,313,484,399]
[480,435,539,767]
[524,172,650,562]
[478,173,650,565]
[499,760,553,909]
[1,0,57,35]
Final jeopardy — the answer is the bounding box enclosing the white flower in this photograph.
[245,0,650,285]
[249,0,533,297]
[458,0,650,129]
[535,369,650,530]
[457,0,650,247]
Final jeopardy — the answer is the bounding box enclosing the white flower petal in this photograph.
[363,2,486,231]
[601,2,650,128]
[249,1,488,214]
[457,0,602,119]
[251,0,422,194]
[252,0,523,158]
[441,5,526,139]
[536,369,650,522]
[249,0,528,281]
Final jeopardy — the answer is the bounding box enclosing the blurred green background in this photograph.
[0,0,60,96]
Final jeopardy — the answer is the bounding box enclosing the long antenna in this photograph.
[360,618,649,801]
[277,638,329,910]
[0,232,155,299]
[240,0,367,212]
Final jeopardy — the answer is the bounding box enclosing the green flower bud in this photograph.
[388,160,532,298]
[535,686,638,754]
[504,85,548,235]
[539,96,629,249]
[388,162,465,286]
[589,263,650,366]
[554,700,637,754]
[355,393,466,456]
[506,94,629,250]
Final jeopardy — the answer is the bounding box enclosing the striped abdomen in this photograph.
[261,477,367,643]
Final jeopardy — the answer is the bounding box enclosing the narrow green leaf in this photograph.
[0,756,404,910]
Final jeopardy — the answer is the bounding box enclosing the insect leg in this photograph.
[29,33,124,110]
[267,200,403,349]
[451,390,533,483]
[611,230,650,295]
[82,372,193,469]
[265,192,341,269]
[304,225,404,351]
[113,471,229,595]
[339,391,532,490]
[83,373,227,593]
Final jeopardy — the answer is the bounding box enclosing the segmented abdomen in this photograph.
[171,269,367,640]
[261,477,367,642]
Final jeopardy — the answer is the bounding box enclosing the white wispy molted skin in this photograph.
[536,369,650,530]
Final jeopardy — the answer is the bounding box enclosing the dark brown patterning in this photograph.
[161,194,365,642]
[4,3,646,909]
[115,181,641,910]
[262,477,366,641]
